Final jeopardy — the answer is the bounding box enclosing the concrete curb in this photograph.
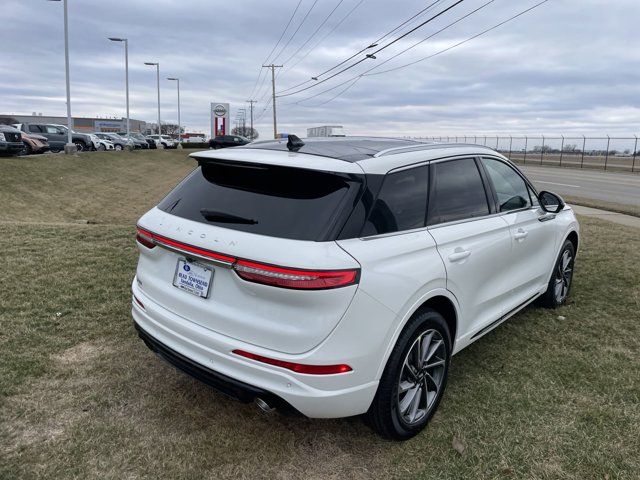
[571,205,640,229]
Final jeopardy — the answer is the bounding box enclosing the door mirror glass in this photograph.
[538,191,565,213]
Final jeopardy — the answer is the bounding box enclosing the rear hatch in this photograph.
[135,155,364,354]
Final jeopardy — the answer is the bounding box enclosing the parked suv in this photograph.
[0,125,23,156]
[148,134,177,149]
[14,123,94,152]
[132,137,579,439]
[208,134,250,149]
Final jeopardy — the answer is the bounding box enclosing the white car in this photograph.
[90,134,114,151]
[148,134,177,149]
[132,137,579,439]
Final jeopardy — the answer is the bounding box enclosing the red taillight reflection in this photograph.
[233,260,358,290]
[232,349,352,375]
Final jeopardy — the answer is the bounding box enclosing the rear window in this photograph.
[157,161,363,241]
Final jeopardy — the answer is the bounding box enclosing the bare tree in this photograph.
[159,123,183,136]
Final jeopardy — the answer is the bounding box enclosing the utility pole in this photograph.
[262,64,282,139]
[246,99,256,140]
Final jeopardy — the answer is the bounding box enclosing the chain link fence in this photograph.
[413,135,639,172]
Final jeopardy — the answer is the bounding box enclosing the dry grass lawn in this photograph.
[0,150,639,479]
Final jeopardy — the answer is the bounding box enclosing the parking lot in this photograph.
[1,150,638,479]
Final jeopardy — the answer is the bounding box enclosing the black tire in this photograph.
[21,142,32,156]
[98,144,106,151]
[74,141,86,152]
[115,144,123,151]
[367,309,451,440]
[538,239,575,309]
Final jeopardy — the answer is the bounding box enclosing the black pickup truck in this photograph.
[0,125,23,156]
[14,123,95,152]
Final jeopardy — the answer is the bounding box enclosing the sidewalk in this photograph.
[571,205,640,229]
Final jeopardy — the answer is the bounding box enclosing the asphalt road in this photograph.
[519,165,640,207]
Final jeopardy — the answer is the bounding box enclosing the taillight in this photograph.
[232,349,352,375]
[233,259,359,290]
[135,227,359,289]
[136,227,155,249]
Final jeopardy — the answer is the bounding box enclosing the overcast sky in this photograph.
[1,0,638,138]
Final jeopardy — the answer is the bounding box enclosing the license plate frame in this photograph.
[172,258,214,299]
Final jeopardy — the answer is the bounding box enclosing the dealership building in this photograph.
[1,114,147,133]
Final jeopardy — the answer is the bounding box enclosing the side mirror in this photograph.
[538,191,565,214]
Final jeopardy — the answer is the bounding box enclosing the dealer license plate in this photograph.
[172,259,213,298]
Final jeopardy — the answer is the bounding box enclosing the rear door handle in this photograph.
[514,229,528,240]
[448,249,471,262]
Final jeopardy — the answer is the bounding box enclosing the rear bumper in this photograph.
[134,321,294,410]
[131,279,379,418]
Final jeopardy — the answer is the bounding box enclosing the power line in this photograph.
[311,0,446,80]
[279,0,345,67]
[278,0,364,82]
[365,0,550,76]
[277,0,466,98]
[288,0,552,107]
[277,0,444,95]
[270,0,320,64]
[248,0,304,99]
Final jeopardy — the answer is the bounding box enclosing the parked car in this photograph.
[94,132,131,151]
[14,123,94,152]
[117,133,148,149]
[132,137,579,440]
[208,134,250,149]
[0,125,23,156]
[144,136,159,149]
[148,134,177,149]
[89,134,114,151]
[20,131,50,155]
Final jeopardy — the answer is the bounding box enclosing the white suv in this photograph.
[148,134,176,149]
[132,137,579,439]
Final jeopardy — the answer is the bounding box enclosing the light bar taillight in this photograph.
[233,260,358,290]
[135,226,359,290]
[136,228,155,249]
[232,349,352,375]
[136,227,235,264]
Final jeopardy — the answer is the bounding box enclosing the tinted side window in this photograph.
[429,158,490,225]
[28,125,43,133]
[482,158,531,212]
[362,165,429,236]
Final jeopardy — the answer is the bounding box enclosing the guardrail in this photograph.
[414,135,639,172]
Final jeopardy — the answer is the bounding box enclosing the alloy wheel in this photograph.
[397,329,446,425]
[554,250,573,303]
[74,142,85,152]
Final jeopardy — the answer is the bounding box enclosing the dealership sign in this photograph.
[211,102,230,137]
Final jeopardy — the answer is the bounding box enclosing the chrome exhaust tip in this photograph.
[255,397,276,413]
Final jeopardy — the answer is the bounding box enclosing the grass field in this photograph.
[1,150,639,479]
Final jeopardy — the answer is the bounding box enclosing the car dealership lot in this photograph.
[1,150,639,479]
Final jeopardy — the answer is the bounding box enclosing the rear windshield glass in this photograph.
[157,161,363,241]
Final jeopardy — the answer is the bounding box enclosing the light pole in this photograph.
[246,100,256,140]
[144,62,161,137]
[48,0,75,153]
[167,77,181,145]
[108,37,129,137]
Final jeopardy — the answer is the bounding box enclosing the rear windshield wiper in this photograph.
[200,209,258,225]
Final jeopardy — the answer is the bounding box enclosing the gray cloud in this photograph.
[1,0,638,138]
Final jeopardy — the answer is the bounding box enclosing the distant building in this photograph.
[306,125,345,137]
[1,114,147,133]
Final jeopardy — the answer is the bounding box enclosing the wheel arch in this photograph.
[566,230,579,252]
[375,290,460,379]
